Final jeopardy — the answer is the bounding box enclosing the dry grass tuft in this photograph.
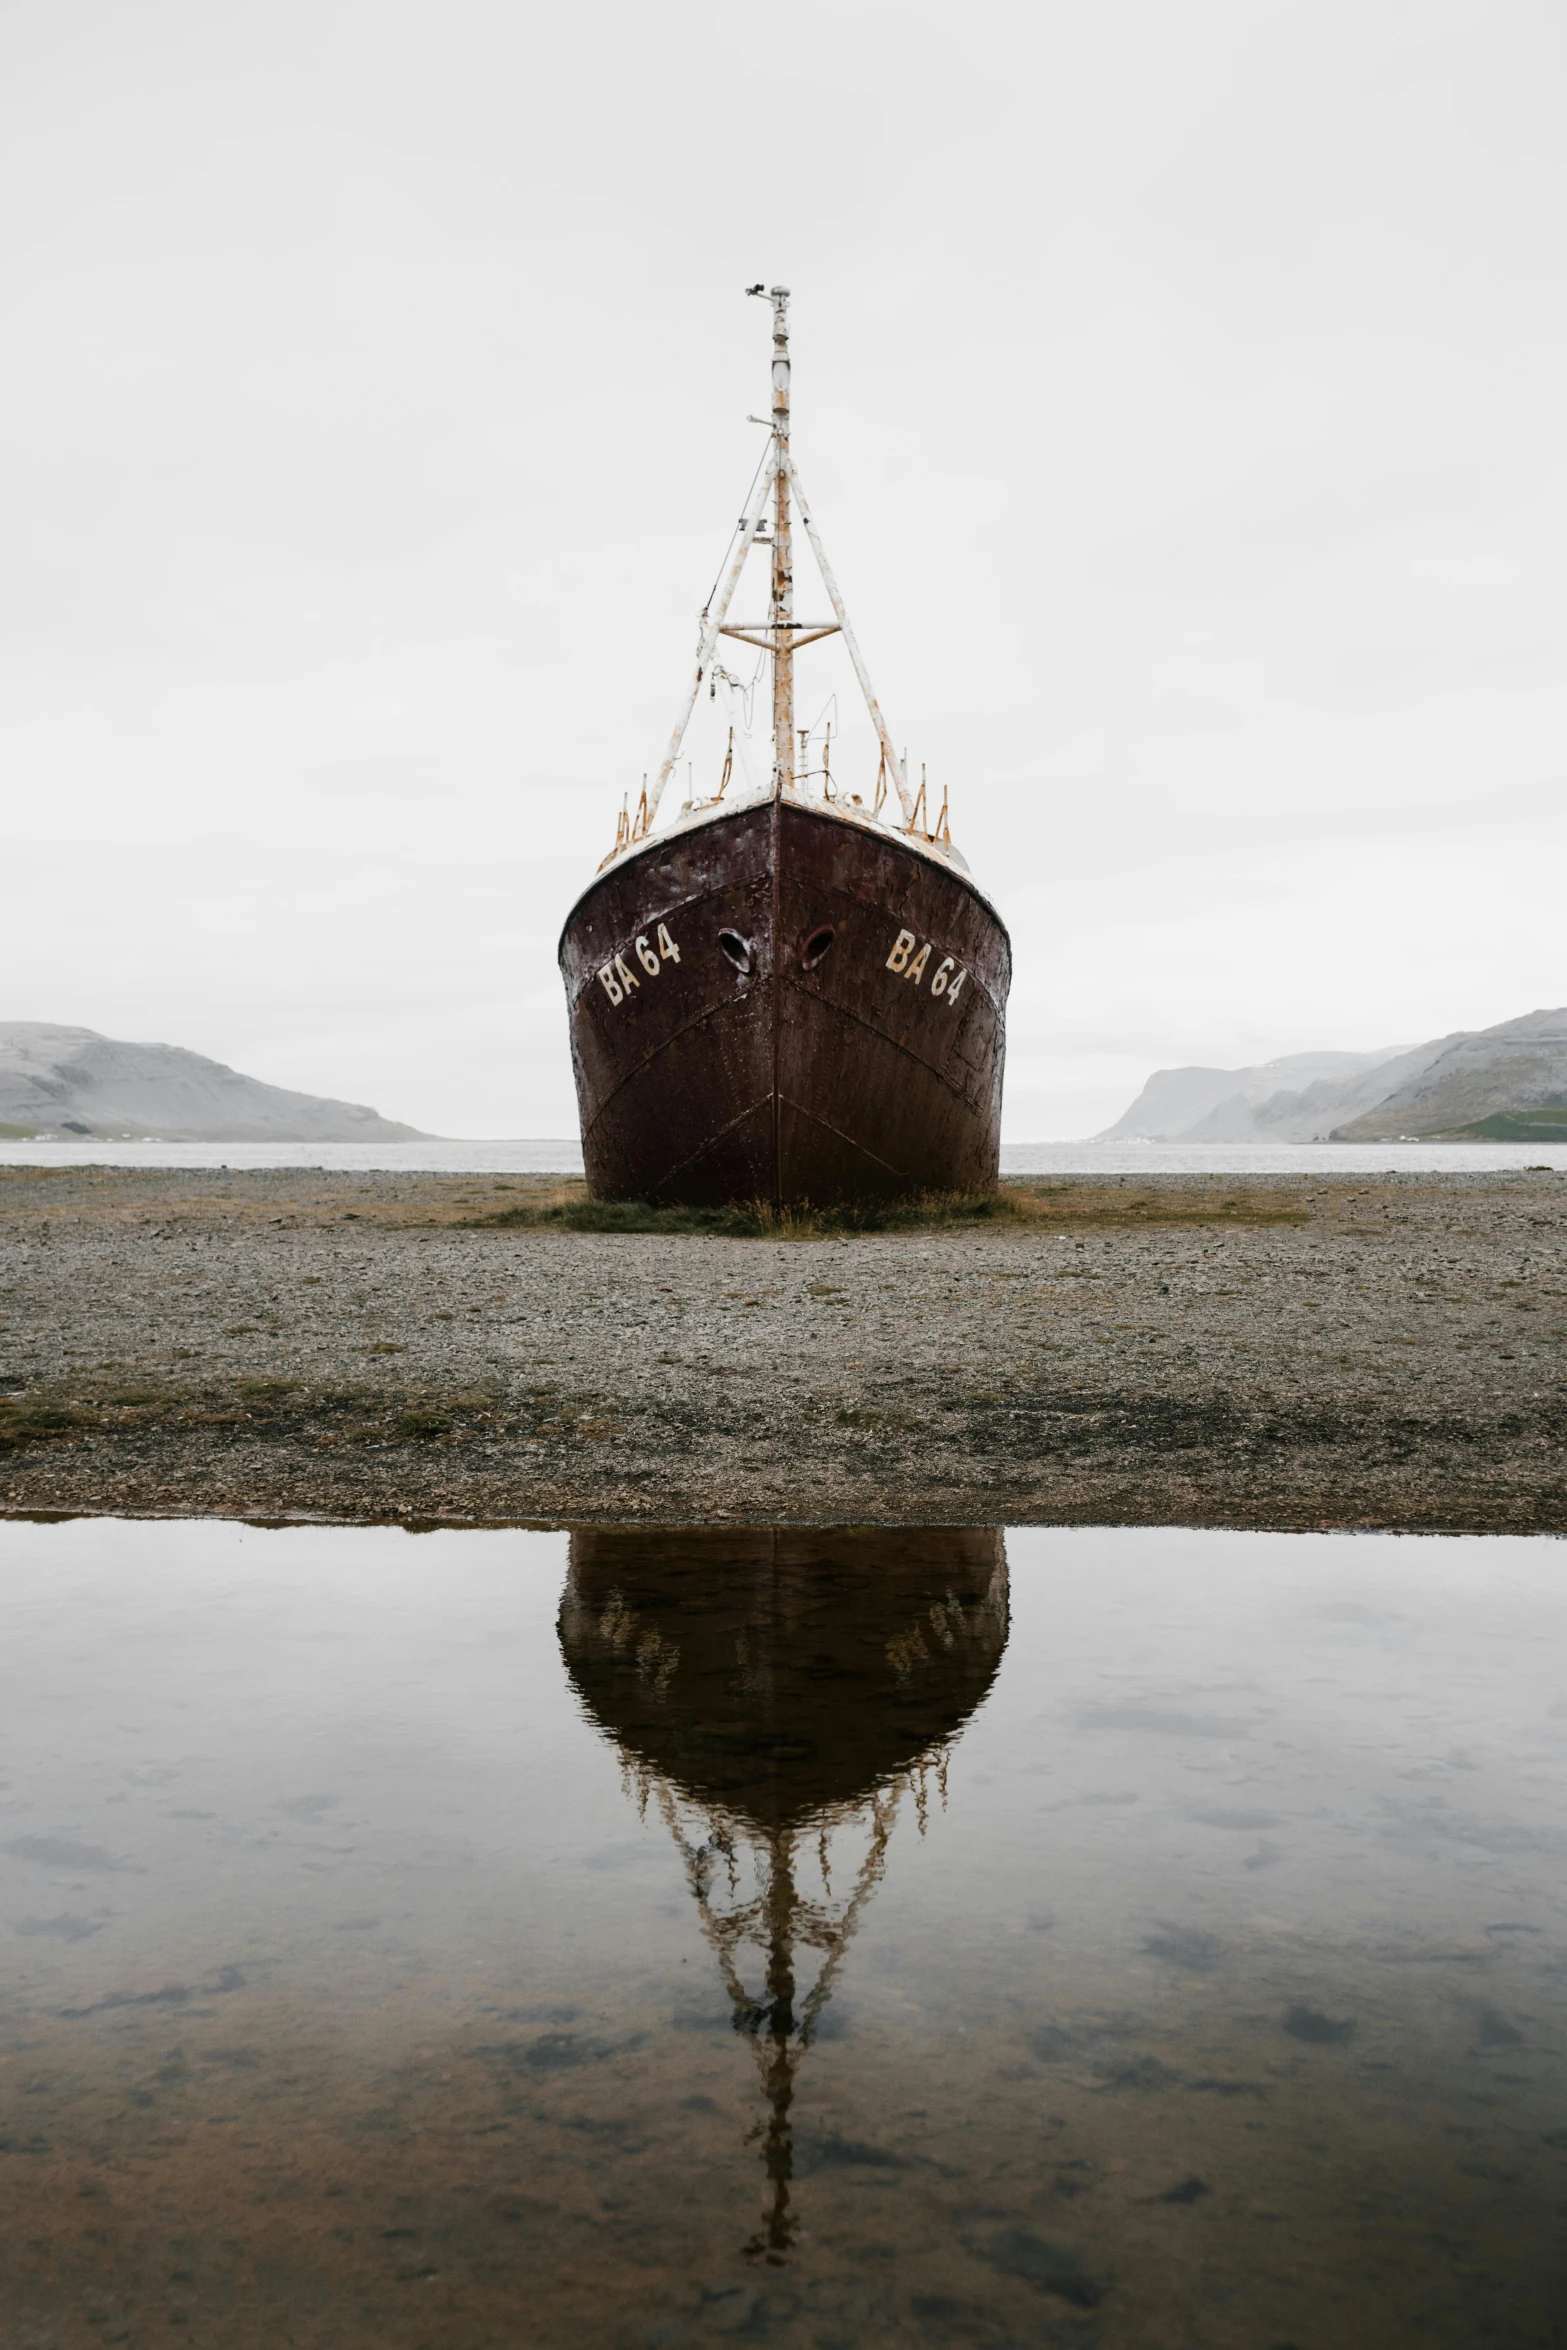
[468,1180,1308,1238]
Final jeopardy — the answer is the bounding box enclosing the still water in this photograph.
[3,1138,1566,1174]
[1,1519,1564,2348]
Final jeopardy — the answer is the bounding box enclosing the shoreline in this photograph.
[3,1167,1563,1533]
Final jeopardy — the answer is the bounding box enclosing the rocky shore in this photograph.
[1,1166,1563,1530]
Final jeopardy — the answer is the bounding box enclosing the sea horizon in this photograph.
[3,1136,1564,1175]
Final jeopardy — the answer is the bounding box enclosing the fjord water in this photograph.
[4,1136,1567,1172]
[1,1521,1563,2348]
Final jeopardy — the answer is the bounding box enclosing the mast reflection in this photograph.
[559,1527,1008,2262]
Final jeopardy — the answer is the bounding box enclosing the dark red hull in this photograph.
[558,795,1010,1206]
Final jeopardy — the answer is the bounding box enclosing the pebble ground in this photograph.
[1,1166,1563,1529]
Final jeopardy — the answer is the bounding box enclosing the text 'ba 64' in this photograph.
[886,928,966,1001]
[599,924,681,1007]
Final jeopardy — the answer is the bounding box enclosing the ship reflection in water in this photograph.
[559,1528,1008,2265]
[2,1517,1566,2348]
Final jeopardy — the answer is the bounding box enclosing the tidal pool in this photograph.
[0,1517,1564,2347]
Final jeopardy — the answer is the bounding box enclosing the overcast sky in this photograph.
[2,0,1562,1137]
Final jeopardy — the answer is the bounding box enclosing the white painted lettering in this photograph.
[886,928,916,972]
[597,924,684,1009]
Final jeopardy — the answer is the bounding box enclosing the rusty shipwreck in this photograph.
[558,286,1010,1207]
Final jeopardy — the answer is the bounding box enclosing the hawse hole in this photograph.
[800,926,836,971]
[718,930,754,976]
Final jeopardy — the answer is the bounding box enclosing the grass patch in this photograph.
[0,1376,613,1456]
[471,1192,794,1236]
[466,1179,1308,1237]
[0,1397,85,1448]
[1452,1106,1567,1142]
[393,1405,458,1441]
[1005,1183,1308,1230]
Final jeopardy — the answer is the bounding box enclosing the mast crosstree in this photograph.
[644,287,914,830]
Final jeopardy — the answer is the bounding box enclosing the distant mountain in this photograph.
[1096,1041,1450,1144]
[0,1023,428,1142]
[1097,1008,1567,1144]
[1333,1008,1567,1141]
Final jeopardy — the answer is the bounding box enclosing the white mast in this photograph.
[761,285,794,794]
[637,288,918,840]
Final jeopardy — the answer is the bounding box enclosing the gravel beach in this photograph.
[1,1166,1563,1530]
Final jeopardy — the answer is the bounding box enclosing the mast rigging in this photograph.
[643,286,912,831]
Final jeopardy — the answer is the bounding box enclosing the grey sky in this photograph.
[3,0,1562,1136]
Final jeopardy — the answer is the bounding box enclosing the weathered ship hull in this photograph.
[557,794,1010,1206]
